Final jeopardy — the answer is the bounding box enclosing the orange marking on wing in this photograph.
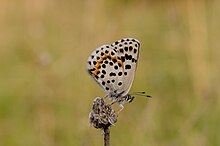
[117,60,123,66]
[92,71,97,76]
[92,54,124,76]
[93,65,100,76]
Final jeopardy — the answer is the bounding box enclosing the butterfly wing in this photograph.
[87,38,140,99]
[111,38,140,97]
[87,44,124,96]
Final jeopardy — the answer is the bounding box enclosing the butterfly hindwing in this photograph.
[111,38,140,96]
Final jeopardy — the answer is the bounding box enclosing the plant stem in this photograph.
[104,127,110,146]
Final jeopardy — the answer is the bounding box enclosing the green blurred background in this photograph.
[0,0,219,146]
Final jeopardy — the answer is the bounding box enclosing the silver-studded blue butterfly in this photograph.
[87,38,150,109]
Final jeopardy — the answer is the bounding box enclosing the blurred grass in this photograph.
[0,0,219,146]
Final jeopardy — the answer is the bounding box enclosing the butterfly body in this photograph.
[87,38,140,106]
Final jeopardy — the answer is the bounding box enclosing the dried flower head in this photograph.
[89,97,117,129]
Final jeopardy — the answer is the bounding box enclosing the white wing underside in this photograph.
[87,38,140,100]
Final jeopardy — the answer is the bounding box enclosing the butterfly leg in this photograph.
[119,104,124,112]
[102,94,108,101]
[110,100,117,105]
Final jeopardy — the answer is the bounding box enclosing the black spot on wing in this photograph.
[125,65,131,69]
[109,72,116,77]
[102,64,106,68]
[118,82,122,86]
[111,51,115,56]
[125,47,128,51]
[132,58,137,63]
[121,56,125,62]
[114,65,118,70]
[125,54,132,60]
[90,68,95,72]
[134,49,137,54]
[109,62,113,66]
[102,70,106,74]
[112,58,117,63]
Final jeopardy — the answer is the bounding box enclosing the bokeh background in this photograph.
[0,0,219,146]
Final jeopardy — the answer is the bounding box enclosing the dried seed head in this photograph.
[89,97,117,129]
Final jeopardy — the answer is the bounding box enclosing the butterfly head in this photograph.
[125,94,135,103]
[124,92,151,103]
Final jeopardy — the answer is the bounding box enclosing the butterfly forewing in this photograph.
[87,45,111,93]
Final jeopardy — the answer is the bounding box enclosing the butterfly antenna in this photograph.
[130,91,152,98]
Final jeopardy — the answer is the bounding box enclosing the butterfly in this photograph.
[87,38,150,109]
